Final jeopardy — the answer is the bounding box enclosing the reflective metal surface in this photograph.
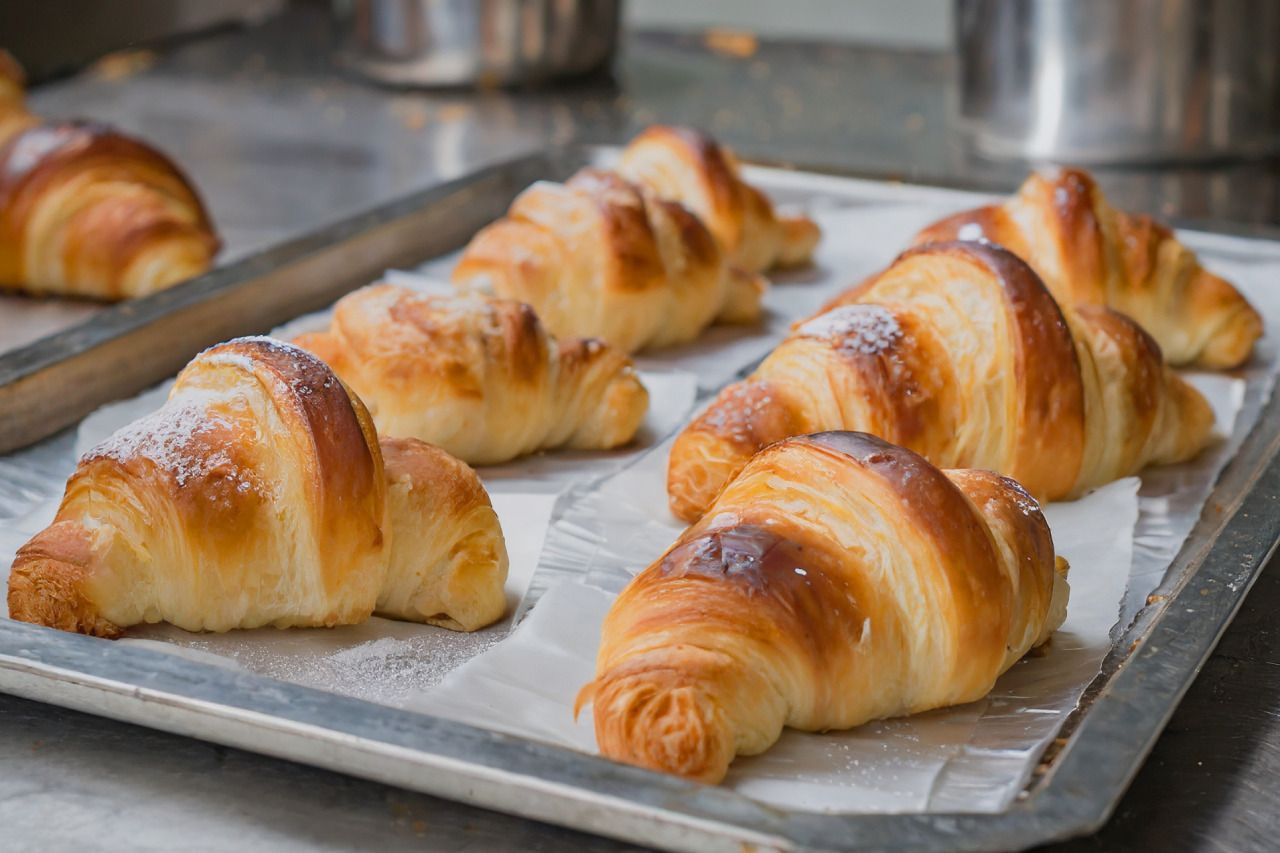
[341,0,620,87]
[7,9,1280,850]
[955,0,1280,162]
[2,149,1280,851]
[0,156,552,454]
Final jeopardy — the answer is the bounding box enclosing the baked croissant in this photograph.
[452,167,765,353]
[0,53,218,300]
[914,168,1261,369]
[7,337,509,638]
[0,51,37,147]
[293,283,649,465]
[581,431,1070,784]
[615,125,821,273]
[667,241,1213,522]
[0,121,219,299]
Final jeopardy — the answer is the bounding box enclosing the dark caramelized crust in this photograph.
[8,337,513,638]
[196,338,383,543]
[670,241,1211,522]
[795,303,958,452]
[872,241,1087,499]
[564,169,670,294]
[911,167,1261,369]
[615,125,820,272]
[590,431,1060,783]
[453,162,750,352]
[634,126,743,243]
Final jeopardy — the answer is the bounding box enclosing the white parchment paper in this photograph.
[1,164,1279,816]
[411,374,1243,814]
[0,285,700,695]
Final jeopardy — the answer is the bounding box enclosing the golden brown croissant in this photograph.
[452,167,765,353]
[7,337,508,638]
[615,125,821,272]
[293,283,649,465]
[581,431,1069,784]
[667,241,1213,522]
[914,168,1261,369]
[0,51,37,147]
[0,121,219,299]
[0,53,218,300]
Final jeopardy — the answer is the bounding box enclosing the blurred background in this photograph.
[3,0,1278,264]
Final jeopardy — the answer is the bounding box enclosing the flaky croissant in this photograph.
[914,168,1261,369]
[0,51,37,147]
[452,167,764,353]
[581,431,1069,784]
[616,125,821,273]
[293,283,649,465]
[0,53,218,300]
[7,337,508,638]
[668,242,1213,522]
[0,122,219,299]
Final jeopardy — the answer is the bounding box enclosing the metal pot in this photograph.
[954,0,1280,163]
[340,0,621,88]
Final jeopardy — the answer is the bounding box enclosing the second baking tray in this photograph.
[1,148,1279,851]
[0,151,562,455]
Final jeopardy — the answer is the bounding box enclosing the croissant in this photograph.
[452,167,765,353]
[7,337,509,638]
[914,168,1261,369]
[293,283,649,465]
[0,51,37,147]
[581,431,1070,784]
[667,241,1213,522]
[615,125,821,272]
[0,121,220,300]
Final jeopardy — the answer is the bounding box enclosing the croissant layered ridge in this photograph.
[453,166,767,353]
[616,125,821,273]
[0,53,218,299]
[293,284,649,465]
[667,241,1213,521]
[914,168,1261,369]
[8,337,507,637]
[583,431,1069,783]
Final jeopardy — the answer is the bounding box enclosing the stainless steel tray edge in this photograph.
[0,151,563,454]
[0,150,1277,851]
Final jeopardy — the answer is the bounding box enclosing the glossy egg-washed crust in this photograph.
[914,168,1261,369]
[452,167,764,353]
[294,283,650,465]
[583,431,1069,784]
[667,241,1213,522]
[616,125,821,273]
[8,337,508,637]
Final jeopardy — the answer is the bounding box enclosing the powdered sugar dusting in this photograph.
[88,392,250,490]
[798,305,903,355]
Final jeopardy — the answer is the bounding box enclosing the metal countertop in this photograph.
[4,8,1280,852]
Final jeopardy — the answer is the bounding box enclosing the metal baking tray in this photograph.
[0,154,556,455]
[1,147,1279,852]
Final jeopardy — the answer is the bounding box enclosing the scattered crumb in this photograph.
[436,104,471,124]
[703,29,758,58]
[90,50,157,82]
[390,100,429,131]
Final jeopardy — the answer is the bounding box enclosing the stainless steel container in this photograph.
[341,0,621,87]
[954,0,1280,163]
